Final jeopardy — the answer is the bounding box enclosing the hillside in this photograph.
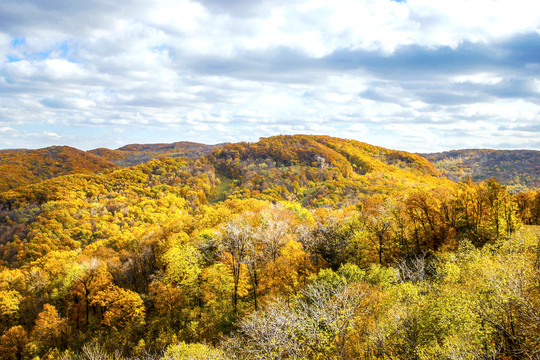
[208,135,445,206]
[0,146,118,191]
[3,138,537,199]
[89,141,222,167]
[422,149,540,192]
[0,135,539,359]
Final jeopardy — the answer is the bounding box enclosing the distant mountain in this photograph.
[4,139,537,199]
[0,146,118,191]
[421,149,540,192]
[89,141,222,166]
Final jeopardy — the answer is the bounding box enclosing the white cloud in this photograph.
[348,123,368,133]
[0,0,539,151]
[533,79,540,93]
[407,0,540,48]
[146,0,209,35]
[459,100,540,123]
[453,73,503,85]
[4,58,87,81]
[0,126,15,133]
[43,131,60,138]
[148,0,540,56]
[0,32,10,57]
[43,59,87,79]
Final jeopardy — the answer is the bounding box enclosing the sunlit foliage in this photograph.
[0,135,536,359]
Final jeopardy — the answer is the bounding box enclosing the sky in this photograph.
[1,0,540,152]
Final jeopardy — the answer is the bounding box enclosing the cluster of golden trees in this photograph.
[208,135,445,206]
[228,227,540,359]
[0,135,539,359]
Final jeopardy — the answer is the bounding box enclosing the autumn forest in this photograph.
[0,135,539,360]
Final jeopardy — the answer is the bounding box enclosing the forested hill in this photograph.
[1,135,540,359]
[0,146,118,192]
[0,135,447,207]
[0,135,449,205]
[421,149,540,192]
[207,135,446,205]
[88,141,221,167]
[2,137,538,197]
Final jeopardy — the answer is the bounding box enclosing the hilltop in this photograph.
[207,135,445,205]
[2,137,537,198]
[88,141,221,167]
[0,146,118,192]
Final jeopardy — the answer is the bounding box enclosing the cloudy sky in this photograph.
[1,0,540,152]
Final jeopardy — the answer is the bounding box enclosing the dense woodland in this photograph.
[0,147,118,192]
[422,149,540,193]
[0,135,539,359]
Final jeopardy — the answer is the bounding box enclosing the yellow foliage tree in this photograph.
[91,284,145,327]
[0,290,21,318]
[264,240,313,303]
[70,258,112,328]
[0,325,28,360]
[30,304,69,352]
